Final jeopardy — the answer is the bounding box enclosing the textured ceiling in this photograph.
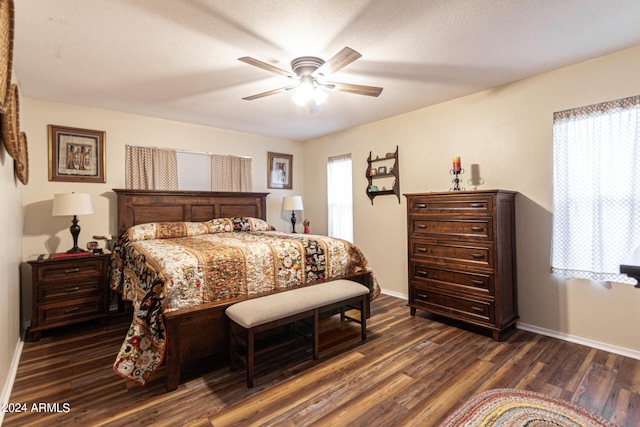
[12,0,640,141]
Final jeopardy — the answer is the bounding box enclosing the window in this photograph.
[327,154,353,242]
[551,95,640,284]
[177,151,211,191]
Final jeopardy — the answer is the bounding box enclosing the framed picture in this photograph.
[377,166,387,175]
[267,152,292,189]
[48,125,106,183]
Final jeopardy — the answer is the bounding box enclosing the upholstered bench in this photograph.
[225,279,370,387]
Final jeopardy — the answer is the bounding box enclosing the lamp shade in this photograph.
[282,195,304,211]
[52,193,95,216]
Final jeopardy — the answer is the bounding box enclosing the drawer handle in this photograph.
[64,268,80,274]
[416,247,427,253]
[471,253,485,260]
[64,287,81,293]
[64,307,80,314]
[416,203,426,208]
[471,280,485,286]
[471,306,485,313]
[470,227,484,232]
[416,293,428,299]
[416,270,428,277]
[470,203,484,208]
[416,224,427,229]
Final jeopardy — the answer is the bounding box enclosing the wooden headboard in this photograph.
[113,189,269,234]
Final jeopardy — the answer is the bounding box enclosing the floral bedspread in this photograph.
[108,217,380,386]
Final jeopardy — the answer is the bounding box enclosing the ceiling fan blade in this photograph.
[242,85,295,100]
[329,82,383,97]
[313,47,362,77]
[238,56,295,78]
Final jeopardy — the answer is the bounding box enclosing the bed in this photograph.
[109,189,380,390]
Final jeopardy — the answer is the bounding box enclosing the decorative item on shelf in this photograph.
[52,192,95,253]
[86,241,102,254]
[282,195,303,233]
[450,156,465,191]
[93,234,114,251]
[303,219,310,234]
[366,145,400,204]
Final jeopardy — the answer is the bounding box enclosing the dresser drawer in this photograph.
[410,218,492,241]
[37,280,104,302]
[408,195,493,216]
[410,264,493,296]
[410,288,494,324]
[35,258,106,283]
[410,240,493,269]
[37,297,104,326]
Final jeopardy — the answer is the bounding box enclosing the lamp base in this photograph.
[290,211,297,233]
[66,247,87,254]
[67,215,87,254]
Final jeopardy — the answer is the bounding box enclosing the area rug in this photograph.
[439,388,615,427]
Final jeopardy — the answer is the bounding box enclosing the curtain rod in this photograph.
[125,144,251,159]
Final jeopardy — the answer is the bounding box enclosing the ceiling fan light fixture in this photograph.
[292,75,319,107]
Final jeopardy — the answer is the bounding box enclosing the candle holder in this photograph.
[449,168,465,191]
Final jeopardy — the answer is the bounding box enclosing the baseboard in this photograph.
[0,337,24,426]
[380,288,407,300]
[517,322,640,361]
[379,289,640,360]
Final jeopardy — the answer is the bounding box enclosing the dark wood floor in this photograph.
[4,294,640,426]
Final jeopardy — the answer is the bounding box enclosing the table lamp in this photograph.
[282,195,304,233]
[52,192,95,253]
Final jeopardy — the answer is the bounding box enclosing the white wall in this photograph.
[0,116,23,407]
[304,44,640,354]
[19,98,302,323]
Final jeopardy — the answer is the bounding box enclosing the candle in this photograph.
[453,156,461,172]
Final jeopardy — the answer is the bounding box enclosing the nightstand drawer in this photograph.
[38,297,104,326]
[408,195,493,215]
[35,258,106,283]
[38,280,104,302]
[410,240,493,269]
[410,218,492,241]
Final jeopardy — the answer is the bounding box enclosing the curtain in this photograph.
[125,145,178,190]
[551,95,640,284]
[211,155,253,191]
[327,154,353,242]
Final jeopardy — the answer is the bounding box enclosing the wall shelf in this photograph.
[366,146,400,204]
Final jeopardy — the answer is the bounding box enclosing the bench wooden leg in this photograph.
[361,295,368,341]
[313,309,319,360]
[247,328,254,388]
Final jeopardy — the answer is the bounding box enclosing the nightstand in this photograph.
[28,252,111,341]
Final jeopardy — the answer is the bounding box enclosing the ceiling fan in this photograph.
[238,47,383,112]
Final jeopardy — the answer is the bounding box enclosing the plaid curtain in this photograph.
[125,145,178,190]
[211,154,252,191]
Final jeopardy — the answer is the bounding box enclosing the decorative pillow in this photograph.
[127,221,209,242]
[206,217,275,233]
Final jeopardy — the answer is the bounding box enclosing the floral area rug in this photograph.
[439,388,615,427]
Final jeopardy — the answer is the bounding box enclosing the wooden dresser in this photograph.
[28,252,111,340]
[405,190,518,341]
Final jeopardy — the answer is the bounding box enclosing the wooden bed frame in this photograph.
[113,189,370,391]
